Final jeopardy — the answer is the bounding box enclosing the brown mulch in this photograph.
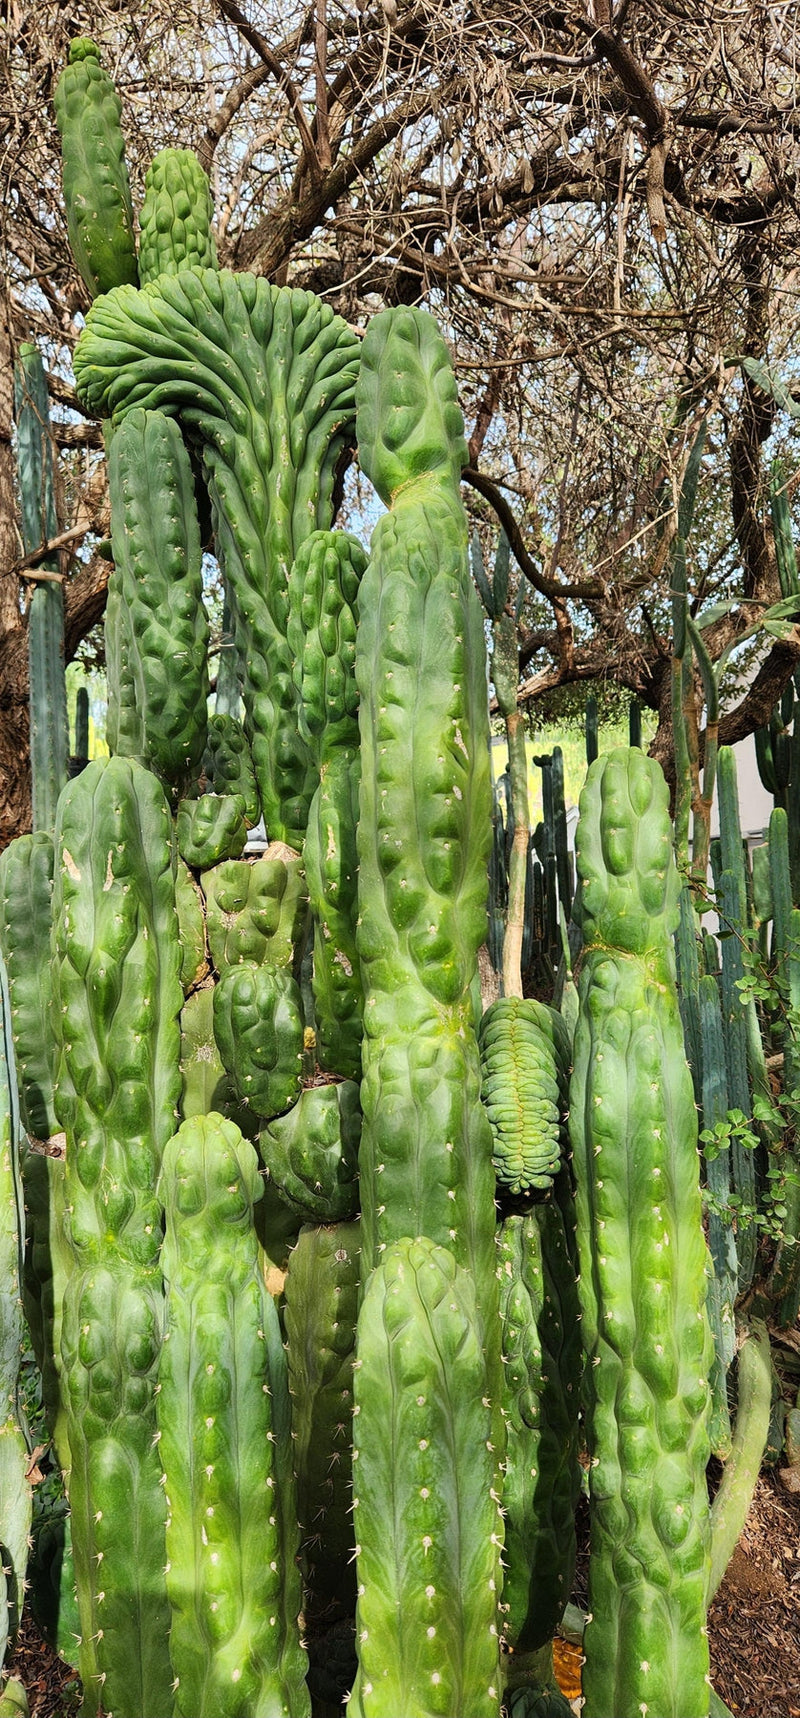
[6,1474,800,1716]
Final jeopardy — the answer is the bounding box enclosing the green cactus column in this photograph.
[354,307,496,1304]
[569,748,713,1718]
[157,1113,309,1718]
[349,1238,502,1718]
[74,271,359,847]
[51,756,182,1717]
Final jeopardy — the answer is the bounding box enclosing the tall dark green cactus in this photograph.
[14,343,69,833]
[570,748,712,1718]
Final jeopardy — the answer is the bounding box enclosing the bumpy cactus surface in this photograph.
[138,148,217,286]
[283,1221,360,1629]
[261,1081,360,1222]
[107,408,209,798]
[53,39,138,299]
[51,757,182,1714]
[349,1238,502,1718]
[570,748,713,1718]
[354,308,495,1300]
[0,834,57,1141]
[157,1113,309,1717]
[480,999,569,1194]
[497,1204,582,1655]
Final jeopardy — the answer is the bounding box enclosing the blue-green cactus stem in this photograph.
[570,748,713,1718]
[699,974,736,1458]
[283,1221,360,1628]
[107,408,209,797]
[14,343,69,833]
[157,1113,309,1718]
[349,1238,503,1718]
[74,271,359,846]
[0,832,57,1140]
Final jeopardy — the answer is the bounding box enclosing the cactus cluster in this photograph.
[0,34,772,1718]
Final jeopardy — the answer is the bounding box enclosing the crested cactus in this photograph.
[74,270,360,846]
[157,1113,309,1717]
[479,999,569,1195]
[569,748,713,1718]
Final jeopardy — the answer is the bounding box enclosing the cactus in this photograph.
[212,962,304,1121]
[479,999,569,1195]
[0,956,32,1670]
[50,757,182,1714]
[497,1206,582,1657]
[0,833,57,1141]
[349,1238,503,1718]
[53,39,138,299]
[176,792,249,868]
[202,854,307,974]
[260,1081,360,1222]
[107,408,209,797]
[138,148,217,286]
[203,715,261,827]
[157,1113,309,1717]
[14,343,69,834]
[569,748,712,1718]
[0,1681,29,1717]
[354,308,496,1301]
[283,1221,360,1629]
[74,269,360,846]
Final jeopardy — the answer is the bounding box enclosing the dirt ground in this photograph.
[6,1472,799,1716]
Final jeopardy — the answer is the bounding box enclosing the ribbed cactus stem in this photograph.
[14,343,69,834]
